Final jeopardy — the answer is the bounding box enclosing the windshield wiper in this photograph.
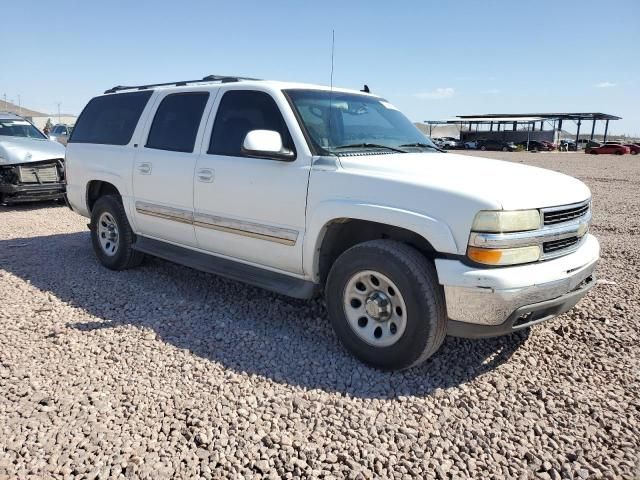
[398,142,444,152]
[332,143,407,153]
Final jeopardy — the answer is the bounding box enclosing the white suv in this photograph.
[65,75,599,370]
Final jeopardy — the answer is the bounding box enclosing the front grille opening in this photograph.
[18,163,60,184]
[543,203,589,225]
[543,236,579,254]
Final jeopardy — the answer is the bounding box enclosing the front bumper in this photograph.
[435,234,599,337]
[0,182,66,203]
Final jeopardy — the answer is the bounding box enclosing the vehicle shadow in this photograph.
[0,232,529,399]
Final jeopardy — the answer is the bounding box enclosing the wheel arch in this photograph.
[304,202,459,284]
[86,180,121,213]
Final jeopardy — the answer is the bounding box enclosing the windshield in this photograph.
[0,119,46,139]
[285,89,437,154]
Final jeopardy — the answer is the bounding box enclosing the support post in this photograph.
[603,120,609,142]
[558,119,563,142]
[590,119,596,141]
[513,121,517,131]
[540,120,544,131]
[575,119,582,149]
[489,121,493,132]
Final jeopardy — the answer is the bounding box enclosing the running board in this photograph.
[133,237,318,299]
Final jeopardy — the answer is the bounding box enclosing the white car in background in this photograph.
[431,137,445,148]
[439,137,463,149]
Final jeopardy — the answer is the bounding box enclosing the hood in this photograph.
[0,137,66,166]
[338,152,591,210]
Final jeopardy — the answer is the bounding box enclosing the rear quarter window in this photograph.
[69,91,153,145]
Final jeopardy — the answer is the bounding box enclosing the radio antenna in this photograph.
[328,29,335,151]
[330,29,335,91]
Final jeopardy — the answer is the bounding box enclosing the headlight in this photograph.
[471,209,540,233]
[467,245,541,266]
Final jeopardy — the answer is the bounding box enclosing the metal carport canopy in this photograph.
[454,113,621,121]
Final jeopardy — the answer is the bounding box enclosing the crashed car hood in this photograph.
[0,137,66,165]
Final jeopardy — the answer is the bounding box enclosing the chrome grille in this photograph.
[543,236,579,254]
[18,164,59,183]
[543,201,590,226]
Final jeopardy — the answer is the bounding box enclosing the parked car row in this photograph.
[435,136,640,155]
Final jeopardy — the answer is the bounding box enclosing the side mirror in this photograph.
[241,130,295,161]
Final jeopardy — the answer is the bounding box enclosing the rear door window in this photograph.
[69,91,153,145]
[146,92,209,153]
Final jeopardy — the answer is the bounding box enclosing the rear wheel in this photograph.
[90,195,144,270]
[502,146,508,152]
[615,150,623,155]
[325,240,447,370]
[480,146,487,151]
[631,150,638,155]
[590,150,598,155]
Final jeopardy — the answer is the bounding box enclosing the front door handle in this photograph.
[196,168,214,183]
[137,162,152,174]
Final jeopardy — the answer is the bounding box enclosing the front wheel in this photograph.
[631,150,638,155]
[325,240,447,370]
[90,195,144,270]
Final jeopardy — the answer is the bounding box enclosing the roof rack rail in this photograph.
[103,74,261,94]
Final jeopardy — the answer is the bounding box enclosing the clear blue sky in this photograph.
[3,0,639,135]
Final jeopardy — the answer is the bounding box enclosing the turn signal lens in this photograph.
[468,245,541,266]
[472,210,541,233]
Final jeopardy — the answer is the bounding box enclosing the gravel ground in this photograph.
[1,152,638,479]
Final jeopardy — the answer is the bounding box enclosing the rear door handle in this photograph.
[137,162,152,174]
[196,168,214,183]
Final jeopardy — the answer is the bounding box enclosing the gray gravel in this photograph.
[1,152,639,479]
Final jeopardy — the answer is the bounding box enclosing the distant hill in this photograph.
[1,100,50,117]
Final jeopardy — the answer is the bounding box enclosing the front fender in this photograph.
[303,200,459,280]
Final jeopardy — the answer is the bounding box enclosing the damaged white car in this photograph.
[0,113,66,204]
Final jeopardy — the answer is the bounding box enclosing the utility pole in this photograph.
[18,95,21,116]
[2,93,6,112]
[57,103,61,123]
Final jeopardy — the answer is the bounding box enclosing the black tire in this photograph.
[325,240,447,370]
[502,146,508,152]
[90,195,144,270]
[480,146,487,151]
[590,150,598,155]
[631,150,638,155]
[615,150,623,155]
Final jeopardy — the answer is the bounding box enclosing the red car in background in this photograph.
[623,144,640,155]
[541,140,556,150]
[585,143,630,155]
